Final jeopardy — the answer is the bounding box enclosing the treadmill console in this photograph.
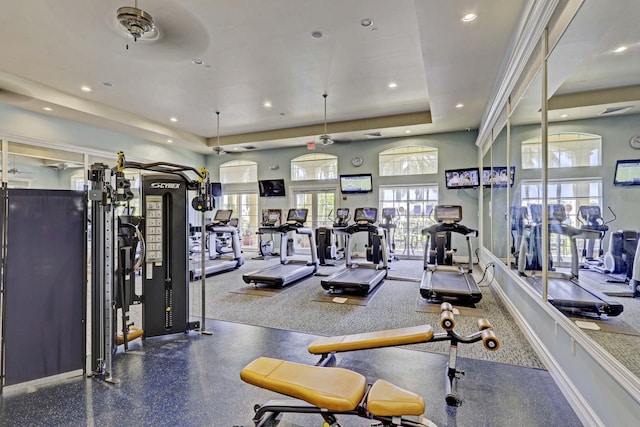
[335,208,350,227]
[354,207,378,224]
[261,209,282,227]
[286,208,308,225]
[213,209,233,225]
[548,204,567,222]
[434,205,462,224]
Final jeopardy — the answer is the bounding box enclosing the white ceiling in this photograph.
[1,1,637,156]
[0,0,529,154]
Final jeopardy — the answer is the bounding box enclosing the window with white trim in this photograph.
[521,132,602,169]
[379,146,438,176]
[291,153,337,181]
[219,160,258,184]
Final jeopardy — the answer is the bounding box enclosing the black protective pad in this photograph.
[3,189,85,385]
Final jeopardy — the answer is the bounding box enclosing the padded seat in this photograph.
[308,325,434,354]
[240,357,367,411]
[367,379,425,416]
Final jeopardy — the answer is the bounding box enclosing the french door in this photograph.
[292,188,336,250]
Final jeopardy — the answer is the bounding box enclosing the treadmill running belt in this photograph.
[420,271,482,304]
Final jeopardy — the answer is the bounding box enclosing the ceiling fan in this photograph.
[314,93,350,148]
[212,111,241,156]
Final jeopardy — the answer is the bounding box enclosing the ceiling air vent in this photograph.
[600,106,633,115]
[365,132,382,138]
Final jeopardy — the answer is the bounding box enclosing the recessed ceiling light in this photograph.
[81,85,92,92]
[614,46,628,53]
[170,117,178,122]
[43,107,53,111]
[167,139,173,143]
[360,18,373,27]
[263,101,272,108]
[192,58,204,65]
[311,31,323,39]
[387,82,398,89]
[462,13,477,22]
[456,103,464,109]
[405,130,412,134]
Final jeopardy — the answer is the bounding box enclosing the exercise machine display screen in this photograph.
[578,205,601,220]
[213,209,233,222]
[548,204,566,222]
[336,208,349,218]
[354,207,378,223]
[434,205,462,223]
[511,206,528,219]
[287,208,308,223]
[382,207,396,217]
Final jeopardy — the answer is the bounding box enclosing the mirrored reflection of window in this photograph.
[379,146,438,176]
[291,153,337,181]
[219,160,258,184]
[521,132,602,169]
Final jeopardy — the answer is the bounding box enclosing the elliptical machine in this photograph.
[316,208,350,266]
[380,207,398,261]
[603,229,639,281]
[510,206,529,266]
[577,205,614,271]
[255,209,282,259]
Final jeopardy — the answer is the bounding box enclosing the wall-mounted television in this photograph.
[613,159,640,186]
[258,179,286,197]
[210,182,222,197]
[482,166,515,188]
[444,167,480,189]
[340,173,373,194]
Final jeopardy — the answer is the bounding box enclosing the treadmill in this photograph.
[242,208,318,287]
[321,207,388,295]
[518,204,623,317]
[190,209,244,280]
[420,205,482,304]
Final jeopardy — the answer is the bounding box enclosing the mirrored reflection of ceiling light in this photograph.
[614,45,628,53]
[43,107,53,111]
[456,103,464,109]
[263,101,272,108]
[405,129,412,134]
[170,117,178,122]
[560,114,569,118]
[81,85,92,92]
[311,31,323,39]
[462,13,477,22]
[360,18,374,27]
[387,82,398,89]
[167,139,173,143]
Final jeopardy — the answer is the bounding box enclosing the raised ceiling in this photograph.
[0,0,539,154]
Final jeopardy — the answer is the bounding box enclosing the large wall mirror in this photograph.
[488,0,640,387]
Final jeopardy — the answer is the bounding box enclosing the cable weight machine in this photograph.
[89,152,214,383]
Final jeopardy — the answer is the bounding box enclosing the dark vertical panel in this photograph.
[4,189,85,385]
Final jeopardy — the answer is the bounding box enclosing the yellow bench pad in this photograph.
[367,379,425,416]
[308,325,434,354]
[240,357,367,412]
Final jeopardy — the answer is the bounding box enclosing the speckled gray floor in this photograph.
[0,320,582,427]
[188,256,545,369]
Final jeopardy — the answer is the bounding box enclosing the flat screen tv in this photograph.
[340,173,373,194]
[613,159,640,186]
[482,166,515,188]
[444,167,480,189]
[258,179,286,197]
[210,182,222,197]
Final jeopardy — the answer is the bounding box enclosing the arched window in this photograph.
[521,132,602,169]
[379,146,438,176]
[290,153,338,181]
[219,160,258,184]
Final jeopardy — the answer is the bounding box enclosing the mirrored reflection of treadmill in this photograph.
[242,208,318,287]
[190,209,244,280]
[321,207,388,295]
[420,205,482,304]
[518,203,623,317]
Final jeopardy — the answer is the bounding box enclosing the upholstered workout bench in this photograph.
[308,302,500,406]
[241,356,430,427]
